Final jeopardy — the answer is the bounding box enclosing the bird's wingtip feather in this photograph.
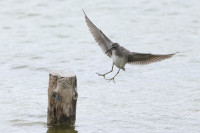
[82,9,86,16]
[172,52,179,55]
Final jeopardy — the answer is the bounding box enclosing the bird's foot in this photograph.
[96,73,106,79]
[105,77,115,83]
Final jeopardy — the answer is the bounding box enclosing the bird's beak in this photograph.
[105,47,113,53]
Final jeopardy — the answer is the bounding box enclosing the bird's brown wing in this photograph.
[128,52,176,65]
[83,10,113,57]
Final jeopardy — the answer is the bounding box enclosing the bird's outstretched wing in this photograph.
[83,10,113,57]
[128,52,177,65]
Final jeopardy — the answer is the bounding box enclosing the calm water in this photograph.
[0,0,200,133]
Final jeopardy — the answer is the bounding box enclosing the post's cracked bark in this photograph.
[47,71,78,126]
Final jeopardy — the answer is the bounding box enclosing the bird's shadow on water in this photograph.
[46,125,78,133]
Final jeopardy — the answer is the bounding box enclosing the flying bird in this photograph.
[83,10,177,82]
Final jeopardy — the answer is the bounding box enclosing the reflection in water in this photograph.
[46,125,78,133]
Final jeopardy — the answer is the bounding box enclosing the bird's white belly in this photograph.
[112,55,126,69]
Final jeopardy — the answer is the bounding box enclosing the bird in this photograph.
[83,10,177,82]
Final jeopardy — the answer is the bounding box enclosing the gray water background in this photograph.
[0,0,200,133]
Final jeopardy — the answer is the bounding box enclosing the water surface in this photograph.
[0,0,200,133]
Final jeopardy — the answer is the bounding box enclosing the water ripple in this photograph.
[11,65,29,70]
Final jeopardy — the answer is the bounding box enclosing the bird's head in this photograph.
[106,43,119,53]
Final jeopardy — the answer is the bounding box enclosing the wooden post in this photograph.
[47,71,78,126]
[46,125,78,133]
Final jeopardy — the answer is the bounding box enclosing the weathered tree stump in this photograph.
[47,71,78,126]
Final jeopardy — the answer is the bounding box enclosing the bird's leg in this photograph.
[106,69,121,83]
[96,63,114,79]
